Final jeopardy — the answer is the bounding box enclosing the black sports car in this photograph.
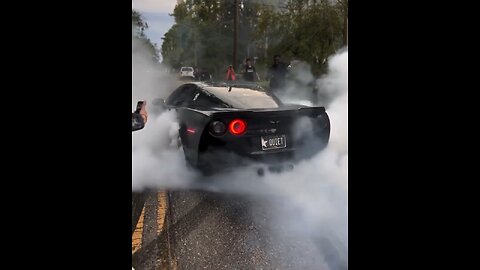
[153,82,330,175]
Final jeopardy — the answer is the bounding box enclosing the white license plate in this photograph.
[261,135,287,151]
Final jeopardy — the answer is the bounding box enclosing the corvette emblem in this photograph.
[260,128,276,134]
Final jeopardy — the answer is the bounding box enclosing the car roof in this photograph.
[192,81,264,90]
[189,82,281,109]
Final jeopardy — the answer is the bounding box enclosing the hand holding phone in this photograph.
[135,101,145,114]
[134,100,148,124]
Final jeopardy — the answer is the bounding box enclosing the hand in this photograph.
[139,101,148,123]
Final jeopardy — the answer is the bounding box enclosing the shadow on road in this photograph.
[132,192,216,269]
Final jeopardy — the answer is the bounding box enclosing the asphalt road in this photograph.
[132,190,347,270]
[132,76,347,270]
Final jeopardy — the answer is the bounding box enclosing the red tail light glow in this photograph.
[228,119,247,135]
[186,128,196,134]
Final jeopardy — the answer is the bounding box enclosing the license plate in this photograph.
[261,135,287,151]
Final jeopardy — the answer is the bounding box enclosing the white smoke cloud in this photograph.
[225,49,348,268]
[189,49,348,269]
[132,25,348,266]
[278,61,317,105]
[132,35,175,107]
[132,31,196,191]
[318,51,348,104]
[132,109,198,190]
[319,51,348,154]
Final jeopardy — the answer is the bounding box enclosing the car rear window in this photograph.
[203,86,281,109]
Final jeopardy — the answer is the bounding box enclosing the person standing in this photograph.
[226,65,236,81]
[243,58,260,82]
[268,54,288,92]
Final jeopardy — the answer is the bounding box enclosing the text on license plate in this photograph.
[261,135,287,150]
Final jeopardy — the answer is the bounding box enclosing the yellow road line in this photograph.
[132,191,171,269]
[132,206,145,254]
[157,191,167,235]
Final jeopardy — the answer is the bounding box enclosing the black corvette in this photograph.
[153,82,330,174]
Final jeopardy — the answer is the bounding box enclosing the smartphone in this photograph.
[135,101,144,113]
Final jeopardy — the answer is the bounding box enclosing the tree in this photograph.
[336,0,348,46]
[132,9,159,62]
[161,0,345,78]
[252,0,344,75]
[161,1,236,77]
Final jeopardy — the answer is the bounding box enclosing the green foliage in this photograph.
[132,9,159,63]
[161,0,347,78]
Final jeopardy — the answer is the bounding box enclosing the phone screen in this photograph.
[135,101,144,113]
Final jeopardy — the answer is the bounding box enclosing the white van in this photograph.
[180,67,195,78]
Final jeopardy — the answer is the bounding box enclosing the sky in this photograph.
[132,0,178,61]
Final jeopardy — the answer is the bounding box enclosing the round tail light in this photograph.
[229,119,247,135]
[209,121,226,135]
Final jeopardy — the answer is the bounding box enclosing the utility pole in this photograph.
[233,0,239,69]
